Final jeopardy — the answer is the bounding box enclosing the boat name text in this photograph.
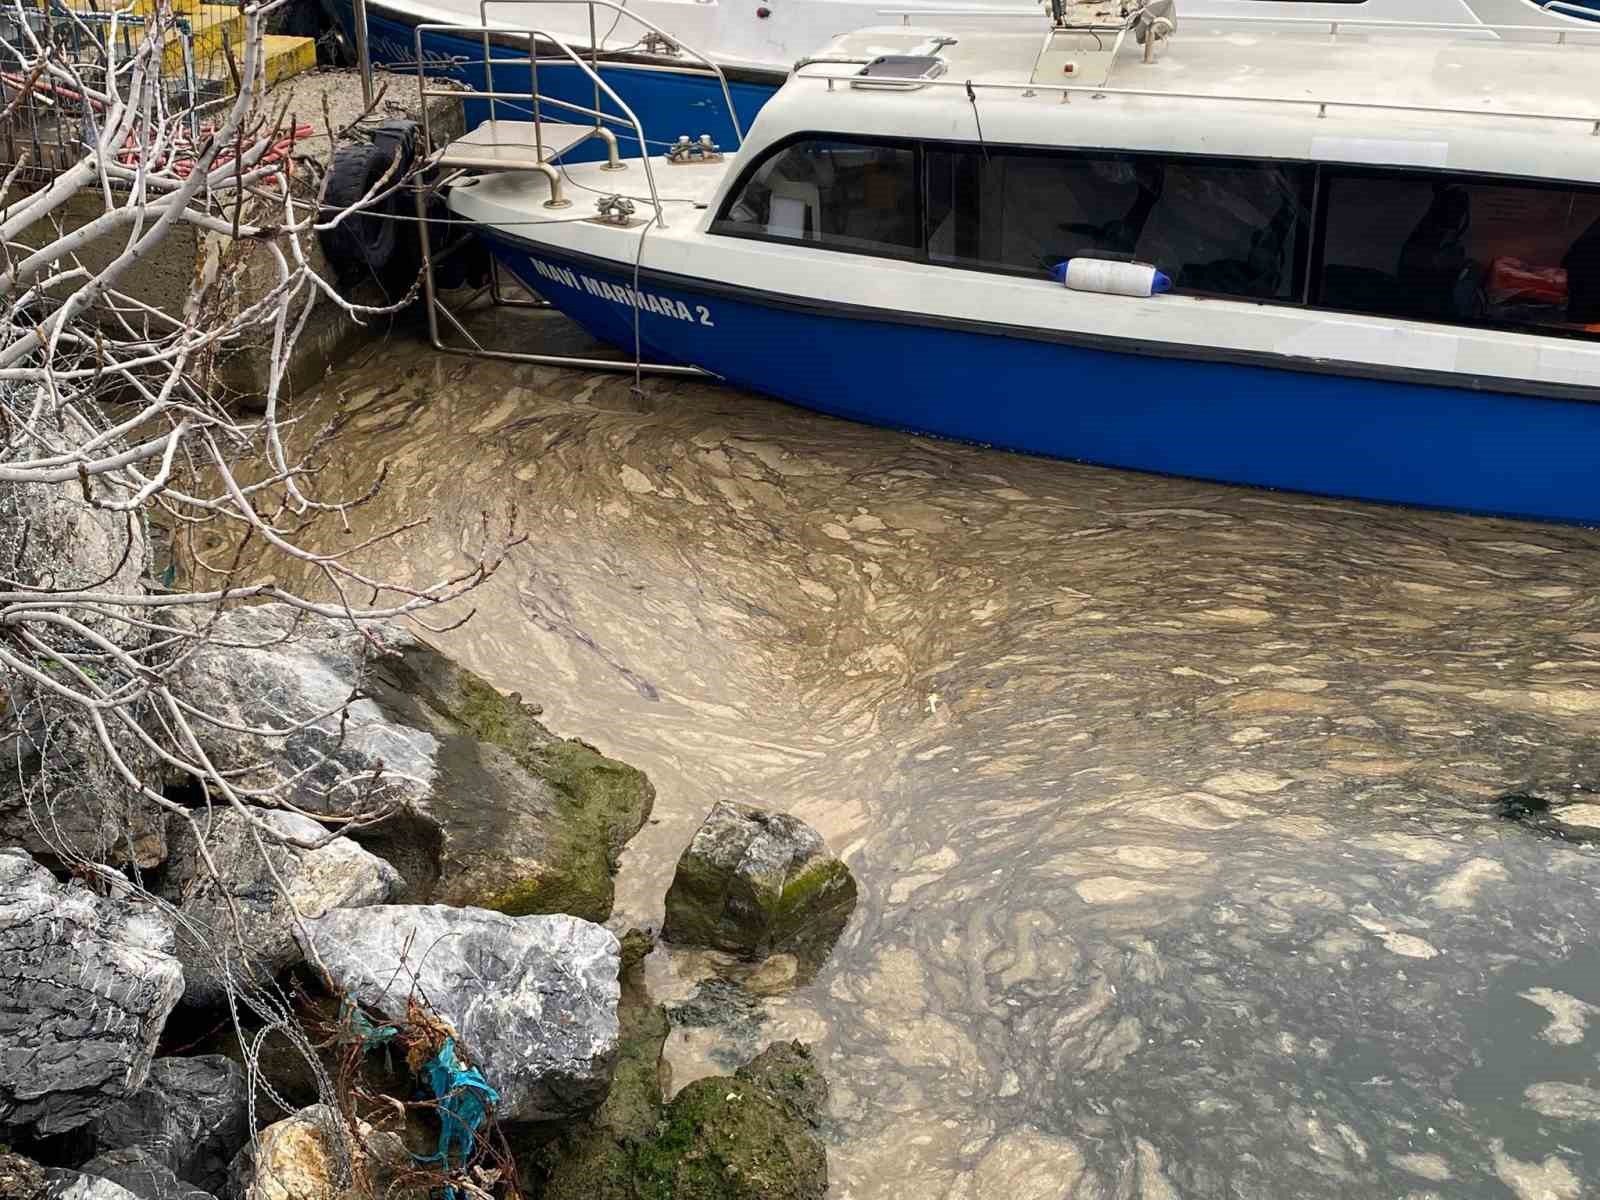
[526,256,714,326]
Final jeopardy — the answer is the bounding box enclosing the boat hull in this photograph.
[482,234,1600,526]
[327,0,780,154]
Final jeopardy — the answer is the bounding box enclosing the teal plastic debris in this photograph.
[337,995,398,1047]
[339,1000,497,1191]
[417,1037,498,1179]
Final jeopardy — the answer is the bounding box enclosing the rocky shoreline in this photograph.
[2,481,857,1199]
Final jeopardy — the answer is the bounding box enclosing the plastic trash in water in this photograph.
[1050,258,1173,297]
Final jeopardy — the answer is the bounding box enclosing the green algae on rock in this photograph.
[539,1030,828,1200]
[535,938,673,1199]
[171,604,654,927]
[360,637,655,923]
[538,926,827,1200]
[631,1071,827,1200]
[662,801,856,973]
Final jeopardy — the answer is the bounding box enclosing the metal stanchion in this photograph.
[352,0,374,108]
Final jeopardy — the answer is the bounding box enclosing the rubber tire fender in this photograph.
[318,124,419,299]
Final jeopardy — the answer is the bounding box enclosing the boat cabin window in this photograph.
[925,147,1310,302]
[1316,170,1600,336]
[712,138,920,255]
[711,135,1600,341]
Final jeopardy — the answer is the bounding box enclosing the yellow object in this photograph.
[254,34,318,87]
[46,2,316,89]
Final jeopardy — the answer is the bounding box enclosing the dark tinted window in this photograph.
[713,139,920,255]
[925,147,1310,300]
[1317,171,1600,335]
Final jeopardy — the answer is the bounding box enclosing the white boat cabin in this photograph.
[703,15,1600,337]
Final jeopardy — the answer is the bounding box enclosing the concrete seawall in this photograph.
[9,66,465,402]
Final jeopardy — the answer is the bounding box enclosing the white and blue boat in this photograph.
[338,0,1600,159]
[440,0,1600,523]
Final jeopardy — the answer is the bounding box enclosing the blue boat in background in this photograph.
[331,0,773,156]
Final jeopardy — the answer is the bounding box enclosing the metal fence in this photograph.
[0,2,224,184]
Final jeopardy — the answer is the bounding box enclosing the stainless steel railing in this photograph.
[413,22,672,220]
[478,0,745,146]
[404,5,720,376]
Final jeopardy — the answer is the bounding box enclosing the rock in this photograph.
[540,1031,829,1200]
[629,1043,828,1200]
[635,1086,826,1200]
[0,850,184,1138]
[84,1055,248,1193]
[297,904,620,1122]
[175,604,654,923]
[0,707,166,870]
[735,1041,828,1126]
[618,928,656,973]
[158,808,398,1004]
[227,1105,417,1200]
[41,1173,143,1200]
[78,1151,212,1200]
[0,1152,49,1200]
[535,942,672,1197]
[0,460,163,869]
[662,802,857,971]
[0,1156,144,1200]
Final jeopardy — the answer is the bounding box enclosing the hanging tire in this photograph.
[318,121,420,301]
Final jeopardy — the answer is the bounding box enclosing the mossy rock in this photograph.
[537,948,826,1200]
[735,1041,828,1126]
[663,801,856,976]
[631,1071,827,1200]
[357,641,654,923]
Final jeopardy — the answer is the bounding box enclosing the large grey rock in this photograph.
[0,459,164,869]
[78,1151,212,1200]
[0,850,184,1137]
[175,604,653,923]
[41,1172,143,1200]
[84,1055,248,1193]
[0,709,165,870]
[226,1105,416,1200]
[158,808,397,1004]
[662,801,857,970]
[297,904,620,1121]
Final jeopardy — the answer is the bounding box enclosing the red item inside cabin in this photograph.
[1487,256,1569,309]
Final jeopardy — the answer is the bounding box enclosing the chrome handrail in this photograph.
[414,21,671,222]
[478,0,745,145]
[1543,0,1600,20]
[1177,13,1600,37]
[790,59,1600,132]
[407,19,706,377]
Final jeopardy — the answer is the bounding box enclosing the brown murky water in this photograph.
[266,312,1600,1198]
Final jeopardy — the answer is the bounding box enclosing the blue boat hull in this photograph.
[483,234,1600,525]
[328,0,780,156]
